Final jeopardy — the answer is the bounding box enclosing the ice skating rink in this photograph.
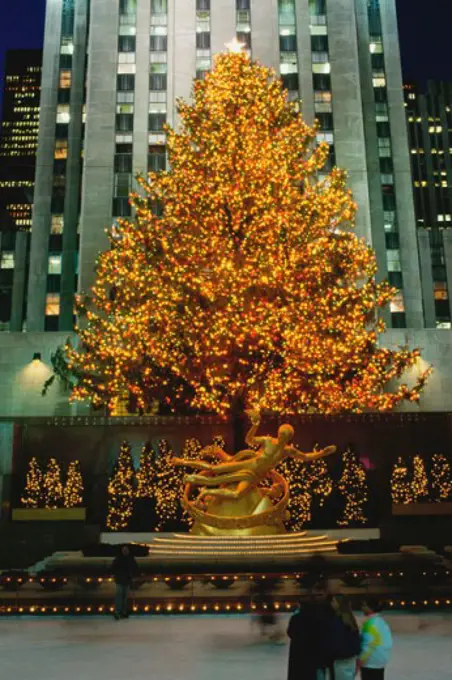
[0,613,451,680]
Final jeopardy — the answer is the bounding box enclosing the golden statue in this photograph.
[173,411,336,536]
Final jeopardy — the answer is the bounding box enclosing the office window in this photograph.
[56,105,70,124]
[48,254,62,275]
[51,215,64,234]
[117,74,135,91]
[59,70,71,88]
[0,252,14,269]
[45,293,60,316]
[54,140,68,159]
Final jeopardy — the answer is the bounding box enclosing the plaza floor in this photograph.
[0,613,451,680]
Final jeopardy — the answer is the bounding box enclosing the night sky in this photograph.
[0,0,452,114]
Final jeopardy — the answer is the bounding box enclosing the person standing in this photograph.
[112,544,138,620]
[287,581,336,680]
[358,598,393,680]
[330,596,361,680]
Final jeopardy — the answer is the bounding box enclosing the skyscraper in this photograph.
[25,0,422,333]
[404,81,452,330]
[0,49,42,331]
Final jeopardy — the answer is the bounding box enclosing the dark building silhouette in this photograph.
[405,81,452,328]
[0,49,42,330]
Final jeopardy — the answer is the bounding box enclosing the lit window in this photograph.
[390,292,405,313]
[51,215,64,234]
[117,63,136,74]
[434,282,448,301]
[45,293,60,316]
[54,140,68,159]
[59,70,72,89]
[0,252,14,269]
[48,255,62,275]
[373,77,386,88]
[56,105,70,124]
[387,250,402,272]
[60,38,74,55]
[312,62,331,74]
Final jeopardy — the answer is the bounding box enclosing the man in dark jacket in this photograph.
[112,545,138,620]
[287,582,336,680]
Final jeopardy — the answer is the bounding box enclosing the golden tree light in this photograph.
[63,461,84,508]
[430,453,452,502]
[106,441,135,531]
[21,458,43,508]
[43,458,64,509]
[391,457,413,505]
[66,51,431,418]
[411,454,429,502]
[338,448,368,525]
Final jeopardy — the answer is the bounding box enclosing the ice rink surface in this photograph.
[0,613,451,680]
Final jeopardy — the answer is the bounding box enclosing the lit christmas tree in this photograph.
[391,457,413,505]
[43,458,64,509]
[338,449,368,525]
[411,455,429,502]
[279,456,312,530]
[153,439,181,531]
[106,441,135,531]
[65,48,430,418]
[310,454,334,508]
[63,461,84,508]
[136,442,155,499]
[430,454,452,502]
[21,458,43,508]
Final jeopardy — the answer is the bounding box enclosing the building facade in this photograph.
[0,50,42,331]
[405,81,452,330]
[25,0,424,333]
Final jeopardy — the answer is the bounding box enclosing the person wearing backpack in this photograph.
[330,596,362,680]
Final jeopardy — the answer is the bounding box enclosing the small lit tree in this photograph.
[106,441,135,530]
[153,439,182,531]
[338,448,368,525]
[64,461,84,508]
[391,457,413,505]
[430,453,452,502]
[136,442,155,499]
[279,456,312,530]
[43,458,64,508]
[21,458,43,508]
[412,455,429,502]
[310,454,334,508]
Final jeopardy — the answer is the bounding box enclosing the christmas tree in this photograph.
[153,439,182,531]
[106,441,135,530]
[310,455,334,508]
[43,458,64,509]
[63,461,84,508]
[338,449,368,525]
[279,456,312,530]
[391,457,413,505]
[21,458,43,508]
[136,442,155,499]
[66,48,430,417]
[411,455,429,502]
[430,454,452,502]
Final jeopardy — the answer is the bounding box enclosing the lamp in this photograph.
[32,352,42,362]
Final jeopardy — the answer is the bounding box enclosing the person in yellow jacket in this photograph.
[357,598,393,680]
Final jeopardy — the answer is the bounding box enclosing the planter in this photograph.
[392,503,452,517]
[12,508,87,522]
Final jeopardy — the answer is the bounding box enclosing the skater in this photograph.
[252,581,283,642]
[330,596,361,680]
[287,581,336,680]
[358,598,393,680]
[112,544,138,620]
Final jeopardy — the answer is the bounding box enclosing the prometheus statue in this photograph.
[173,411,337,536]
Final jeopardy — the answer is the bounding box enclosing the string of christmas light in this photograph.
[64,50,431,417]
[411,454,429,502]
[338,448,368,525]
[430,453,452,502]
[43,458,64,509]
[106,441,135,530]
[391,457,413,505]
[63,461,84,508]
[21,458,43,508]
